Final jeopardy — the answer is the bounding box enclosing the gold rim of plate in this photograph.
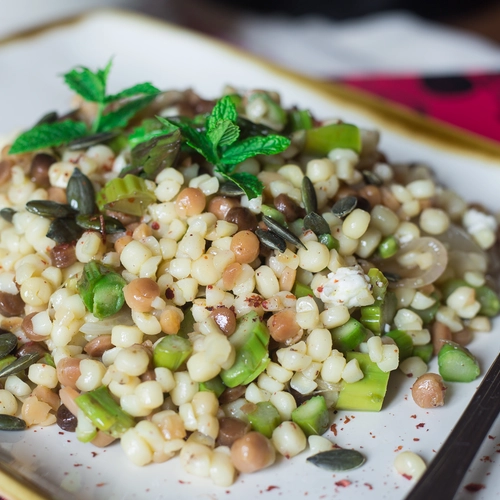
[0,7,499,500]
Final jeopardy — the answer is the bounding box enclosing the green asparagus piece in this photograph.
[368,268,388,301]
[288,109,313,131]
[318,233,339,250]
[247,401,281,438]
[199,376,226,398]
[410,293,440,325]
[360,291,397,335]
[335,352,390,411]
[292,281,314,298]
[412,343,434,364]
[331,318,368,351]
[153,335,193,371]
[385,329,413,361]
[304,123,361,155]
[475,285,500,317]
[291,395,330,436]
[377,235,399,259]
[438,341,480,382]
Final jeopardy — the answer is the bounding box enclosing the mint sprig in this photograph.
[158,96,290,199]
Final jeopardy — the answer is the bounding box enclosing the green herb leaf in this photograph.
[98,95,157,132]
[9,120,88,154]
[156,116,183,135]
[105,82,160,103]
[221,134,290,165]
[207,96,238,131]
[63,65,107,103]
[175,122,218,165]
[219,171,263,200]
[207,120,240,149]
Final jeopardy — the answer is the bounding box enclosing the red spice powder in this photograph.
[464,483,485,492]
[335,480,351,487]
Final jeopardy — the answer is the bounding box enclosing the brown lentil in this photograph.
[219,385,247,405]
[175,187,206,217]
[274,193,305,222]
[0,160,12,186]
[222,262,243,290]
[16,341,48,358]
[22,313,48,341]
[209,307,236,336]
[114,235,133,255]
[123,278,160,313]
[83,335,113,357]
[29,153,56,188]
[358,185,381,207]
[411,373,446,408]
[230,231,260,264]
[56,357,81,390]
[0,291,25,317]
[267,309,302,343]
[230,431,276,473]
[47,187,67,204]
[225,207,258,231]
[452,327,473,347]
[132,223,152,240]
[159,308,182,335]
[380,186,401,212]
[217,417,250,447]
[208,196,240,220]
[431,321,452,355]
[50,243,77,269]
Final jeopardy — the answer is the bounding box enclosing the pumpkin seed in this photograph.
[304,212,330,237]
[0,208,16,223]
[66,168,96,215]
[261,205,287,227]
[0,415,26,431]
[307,449,366,471]
[256,228,287,253]
[331,195,358,219]
[35,111,58,126]
[384,271,401,283]
[219,181,245,197]
[25,200,77,219]
[76,214,125,233]
[0,355,15,372]
[0,332,17,359]
[46,218,83,244]
[362,169,383,186]
[262,215,306,249]
[67,131,118,151]
[0,352,41,378]
[301,176,317,214]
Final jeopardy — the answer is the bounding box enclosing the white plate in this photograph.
[0,10,499,500]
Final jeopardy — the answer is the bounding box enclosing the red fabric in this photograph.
[340,74,500,142]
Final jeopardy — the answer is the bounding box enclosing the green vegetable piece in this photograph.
[331,318,368,351]
[220,312,270,388]
[304,123,361,155]
[178,308,195,338]
[291,395,330,436]
[0,415,27,431]
[438,341,480,382]
[307,448,365,471]
[368,268,388,301]
[377,235,399,259]
[199,376,226,398]
[261,205,287,226]
[412,343,434,364]
[75,414,97,443]
[475,285,500,317]
[66,168,96,215]
[385,329,413,361]
[318,233,339,250]
[292,281,313,298]
[247,92,287,130]
[410,293,440,325]
[75,214,125,234]
[247,402,281,438]
[440,279,468,300]
[336,352,390,411]
[92,273,127,319]
[153,335,193,371]
[288,109,313,132]
[75,386,135,437]
[97,174,156,216]
[360,291,397,335]
[41,353,56,368]
[0,332,18,359]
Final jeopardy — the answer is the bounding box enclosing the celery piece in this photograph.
[410,293,440,325]
[96,174,156,216]
[412,343,433,364]
[368,268,388,301]
[475,285,500,317]
[261,205,287,227]
[153,335,193,371]
[76,409,97,443]
[331,318,368,351]
[220,312,270,388]
[291,395,330,436]
[199,376,226,398]
[377,236,399,259]
[75,386,135,438]
[249,92,287,128]
[319,233,339,250]
[78,261,105,313]
[304,123,361,155]
[288,109,313,132]
[336,353,390,411]
[92,273,127,319]
[438,341,480,382]
[359,291,397,335]
[247,402,281,438]
[440,279,468,300]
[292,281,314,298]
[385,329,413,361]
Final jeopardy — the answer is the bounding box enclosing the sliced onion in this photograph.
[378,237,448,289]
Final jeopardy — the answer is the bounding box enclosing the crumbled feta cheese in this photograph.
[463,208,497,235]
[315,265,374,308]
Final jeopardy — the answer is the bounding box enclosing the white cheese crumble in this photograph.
[463,208,497,235]
[315,265,374,308]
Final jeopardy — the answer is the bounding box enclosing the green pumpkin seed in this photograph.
[46,218,83,244]
[25,200,77,219]
[66,168,96,215]
[362,170,383,186]
[67,131,118,151]
[0,355,16,372]
[301,176,317,214]
[331,196,358,219]
[35,111,58,126]
[307,449,366,471]
[0,415,27,431]
[219,181,245,197]
[256,228,287,253]
[384,271,401,283]
[263,216,306,249]
[0,208,16,223]
[0,352,41,378]
[260,205,287,227]
[75,214,125,234]
[0,332,17,359]
[304,212,330,237]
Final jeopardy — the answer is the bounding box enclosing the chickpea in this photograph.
[411,373,446,408]
[217,417,250,447]
[209,307,236,336]
[56,357,81,390]
[222,262,243,290]
[47,187,67,204]
[84,335,113,357]
[267,309,302,343]
[160,308,182,335]
[431,321,452,355]
[123,278,160,313]
[230,431,276,473]
[230,231,260,264]
[132,223,152,240]
[208,196,240,220]
[175,187,206,217]
[114,235,133,255]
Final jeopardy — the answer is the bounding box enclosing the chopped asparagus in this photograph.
[360,291,397,334]
[304,123,361,155]
[292,281,314,298]
[199,376,226,398]
[331,318,368,351]
[377,235,399,259]
[475,285,500,317]
[153,335,192,371]
[291,395,330,436]
[247,402,281,438]
[385,329,413,361]
[438,341,480,382]
[412,343,434,364]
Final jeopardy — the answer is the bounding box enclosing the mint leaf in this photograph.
[219,171,263,200]
[129,127,167,149]
[207,120,239,149]
[174,122,218,165]
[105,83,160,104]
[97,59,113,88]
[98,95,157,132]
[221,134,290,165]
[156,116,183,135]
[207,96,237,131]
[64,66,106,103]
[9,120,88,154]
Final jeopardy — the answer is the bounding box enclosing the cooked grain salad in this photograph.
[0,61,499,485]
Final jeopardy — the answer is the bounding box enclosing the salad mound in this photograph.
[0,60,498,486]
